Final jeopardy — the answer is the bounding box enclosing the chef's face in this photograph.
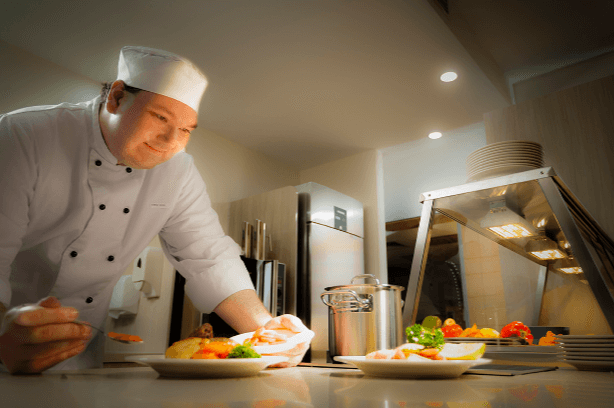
[103,81,198,169]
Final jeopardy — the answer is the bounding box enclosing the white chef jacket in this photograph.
[0,97,255,369]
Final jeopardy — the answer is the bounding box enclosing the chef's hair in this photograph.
[100,81,142,103]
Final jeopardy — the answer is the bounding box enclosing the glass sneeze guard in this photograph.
[402,167,614,334]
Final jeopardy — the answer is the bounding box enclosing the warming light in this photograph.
[428,132,442,139]
[440,72,458,82]
[526,236,566,260]
[553,258,583,274]
[480,203,537,239]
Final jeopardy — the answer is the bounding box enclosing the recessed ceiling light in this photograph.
[428,132,442,139]
[440,71,458,82]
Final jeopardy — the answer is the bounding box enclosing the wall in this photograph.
[484,75,614,241]
[299,150,387,282]
[511,50,614,104]
[186,129,300,232]
[381,122,487,222]
[0,40,100,114]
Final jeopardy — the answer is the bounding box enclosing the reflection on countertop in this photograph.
[1,365,613,408]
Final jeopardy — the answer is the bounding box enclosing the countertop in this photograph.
[1,363,613,408]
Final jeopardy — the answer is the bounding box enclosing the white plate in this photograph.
[563,359,614,371]
[563,356,614,361]
[445,338,523,345]
[483,352,560,363]
[125,355,288,378]
[333,356,491,379]
[486,345,559,353]
[560,346,614,351]
[230,329,315,355]
[560,347,614,356]
[561,352,614,357]
[559,343,614,351]
[555,339,614,344]
[466,165,541,183]
[554,335,614,340]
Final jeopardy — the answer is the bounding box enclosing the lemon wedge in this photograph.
[439,342,486,360]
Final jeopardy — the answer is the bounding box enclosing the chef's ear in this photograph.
[105,80,128,113]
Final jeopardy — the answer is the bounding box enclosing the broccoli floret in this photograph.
[405,324,445,350]
[227,343,261,359]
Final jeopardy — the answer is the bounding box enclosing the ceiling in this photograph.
[2,0,613,170]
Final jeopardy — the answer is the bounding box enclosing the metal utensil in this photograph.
[0,304,142,344]
[75,321,143,344]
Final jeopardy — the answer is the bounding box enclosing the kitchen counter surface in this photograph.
[1,363,613,408]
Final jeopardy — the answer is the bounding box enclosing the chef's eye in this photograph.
[154,113,167,122]
[181,128,191,136]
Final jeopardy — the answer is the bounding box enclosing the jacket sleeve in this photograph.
[157,155,254,313]
[0,113,38,308]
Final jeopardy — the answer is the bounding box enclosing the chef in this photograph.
[0,46,310,374]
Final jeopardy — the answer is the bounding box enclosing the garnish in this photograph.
[405,324,445,350]
[227,342,261,359]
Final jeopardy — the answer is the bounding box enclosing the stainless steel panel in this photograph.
[296,182,364,237]
[307,222,364,356]
[404,167,614,333]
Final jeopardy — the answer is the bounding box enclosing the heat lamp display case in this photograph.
[402,167,614,337]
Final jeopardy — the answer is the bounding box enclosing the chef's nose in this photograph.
[159,127,181,144]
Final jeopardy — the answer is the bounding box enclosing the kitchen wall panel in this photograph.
[484,75,614,240]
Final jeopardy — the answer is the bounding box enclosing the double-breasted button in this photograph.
[123,208,130,214]
[95,160,102,166]
[99,204,106,210]
[86,297,93,304]
[126,167,132,173]
[70,251,78,258]
[107,255,115,262]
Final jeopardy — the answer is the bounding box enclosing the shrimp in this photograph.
[248,327,289,346]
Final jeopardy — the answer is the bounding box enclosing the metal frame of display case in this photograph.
[402,167,614,331]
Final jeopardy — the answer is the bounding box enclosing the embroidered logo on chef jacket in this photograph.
[150,203,169,209]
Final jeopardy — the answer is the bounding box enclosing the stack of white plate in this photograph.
[466,140,544,183]
[555,334,614,371]
[445,337,523,346]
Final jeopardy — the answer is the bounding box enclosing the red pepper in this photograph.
[441,324,463,338]
[500,321,532,342]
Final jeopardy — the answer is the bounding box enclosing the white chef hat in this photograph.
[116,45,208,112]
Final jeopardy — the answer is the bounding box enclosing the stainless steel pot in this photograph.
[320,274,405,359]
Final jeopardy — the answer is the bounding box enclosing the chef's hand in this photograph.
[263,314,312,368]
[0,297,92,374]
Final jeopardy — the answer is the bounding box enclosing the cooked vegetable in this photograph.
[405,324,445,350]
[441,323,463,338]
[538,331,559,346]
[500,321,534,344]
[191,340,237,359]
[228,343,262,359]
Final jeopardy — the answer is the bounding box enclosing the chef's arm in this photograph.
[213,289,272,334]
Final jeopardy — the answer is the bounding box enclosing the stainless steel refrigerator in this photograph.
[296,182,365,362]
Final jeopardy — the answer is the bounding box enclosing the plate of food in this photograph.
[334,323,490,378]
[333,356,491,379]
[127,332,288,378]
[231,327,315,355]
[126,354,288,378]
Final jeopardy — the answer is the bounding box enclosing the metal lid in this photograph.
[324,274,405,293]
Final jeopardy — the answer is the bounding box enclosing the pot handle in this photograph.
[320,290,371,309]
[351,274,380,285]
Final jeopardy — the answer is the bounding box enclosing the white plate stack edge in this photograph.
[466,140,544,183]
[554,334,614,371]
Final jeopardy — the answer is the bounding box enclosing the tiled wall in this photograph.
[461,227,508,330]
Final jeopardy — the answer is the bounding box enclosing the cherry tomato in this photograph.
[441,324,463,338]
